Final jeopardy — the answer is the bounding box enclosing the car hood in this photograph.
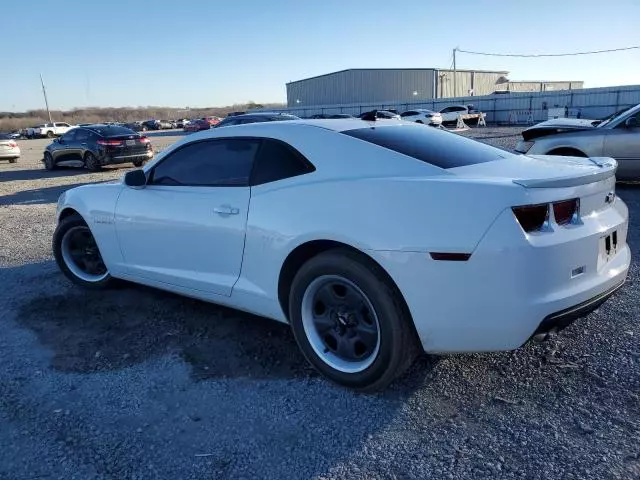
[522,118,600,141]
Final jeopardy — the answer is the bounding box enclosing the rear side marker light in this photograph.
[139,137,150,144]
[512,204,549,232]
[553,198,579,225]
[8,141,17,148]
[429,252,471,261]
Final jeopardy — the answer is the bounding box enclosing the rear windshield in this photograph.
[89,126,137,137]
[342,125,510,169]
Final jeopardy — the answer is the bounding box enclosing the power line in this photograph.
[456,45,640,58]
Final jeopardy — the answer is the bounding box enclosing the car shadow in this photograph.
[0,180,111,206]
[9,260,437,387]
[0,167,90,182]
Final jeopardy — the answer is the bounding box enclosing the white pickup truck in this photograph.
[32,122,75,138]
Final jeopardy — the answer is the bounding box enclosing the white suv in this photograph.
[400,109,443,126]
[35,122,75,138]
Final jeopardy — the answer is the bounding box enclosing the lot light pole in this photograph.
[40,74,53,124]
[452,48,457,98]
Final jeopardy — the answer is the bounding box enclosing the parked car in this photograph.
[227,111,246,117]
[0,133,20,163]
[124,122,145,132]
[400,109,443,126]
[52,119,630,391]
[358,110,400,120]
[309,114,355,119]
[214,112,300,128]
[184,119,211,132]
[203,116,221,127]
[157,120,174,129]
[141,120,161,131]
[43,125,153,171]
[439,105,476,123]
[34,122,75,138]
[515,103,640,180]
[174,119,189,128]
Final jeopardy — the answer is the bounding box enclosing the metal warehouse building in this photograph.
[286,68,583,107]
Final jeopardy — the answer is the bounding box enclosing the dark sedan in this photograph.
[43,125,154,171]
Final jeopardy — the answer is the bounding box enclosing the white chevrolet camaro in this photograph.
[54,119,631,391]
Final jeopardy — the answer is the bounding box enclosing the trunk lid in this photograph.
[449,154,617,188]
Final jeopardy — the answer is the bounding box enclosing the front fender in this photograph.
[56,183,125,273]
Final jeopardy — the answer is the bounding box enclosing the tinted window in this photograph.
[251,139,315,185]
[401,111,418,117]
[90,126,136,136]
[217,118,238,127]
[151,139,259,187]
[342,125,510,169]
[60,130,76,142]
[74,129,90,142]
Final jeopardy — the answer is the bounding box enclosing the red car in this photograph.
[183,119,211,132]
[204,116,221,126]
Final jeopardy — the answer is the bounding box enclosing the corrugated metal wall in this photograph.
[266,85,640,124]
[287,69,437,107]
[435,70,506,97]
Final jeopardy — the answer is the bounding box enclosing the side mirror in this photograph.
[124,169,147,188]
[625,117,638,128]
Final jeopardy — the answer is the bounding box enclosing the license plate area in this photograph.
[126,139,136,146]
[597,230,619,270]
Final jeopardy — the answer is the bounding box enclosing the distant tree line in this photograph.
[0,101,281,131]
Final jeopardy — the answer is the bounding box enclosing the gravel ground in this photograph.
[0,127,639,479]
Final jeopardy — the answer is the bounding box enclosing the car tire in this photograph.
[142,126,148,132]
[84,152,101,171]
[133,160,145,168]
[44,152,55,170]
[46,131,54,138]
[288,248,419,392]
[53,214,114,289]
[9,158,18,163]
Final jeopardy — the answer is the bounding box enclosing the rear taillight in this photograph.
[553,198,579,225]
[512,204,549,232]
[97,139,123,146]
[8,141,17,148]
[139,137,150,144]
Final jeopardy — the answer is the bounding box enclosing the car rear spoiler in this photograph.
[513,156,617,188]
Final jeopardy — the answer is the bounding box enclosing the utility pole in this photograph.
[40,74,53,123]
[452,48,457,98]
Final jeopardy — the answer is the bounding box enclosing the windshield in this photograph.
[597,103,640,128]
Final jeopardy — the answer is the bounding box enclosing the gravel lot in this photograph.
[1,127,639,479]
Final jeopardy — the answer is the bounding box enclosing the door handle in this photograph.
[214,205,240,216]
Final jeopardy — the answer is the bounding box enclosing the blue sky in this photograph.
[3,0,639,111]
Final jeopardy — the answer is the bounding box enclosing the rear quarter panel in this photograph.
[528,130,605,156]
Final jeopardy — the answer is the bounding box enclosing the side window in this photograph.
[74,129,90,142]
[440,107,451,113]
[150,138,260,187]
[56,122,70,127]
[60,130,76,142]
[251,139,315,185]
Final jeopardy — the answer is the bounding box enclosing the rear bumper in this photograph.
[0,150,20,159]
[531,280,625,340]
[368,197,631,353]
